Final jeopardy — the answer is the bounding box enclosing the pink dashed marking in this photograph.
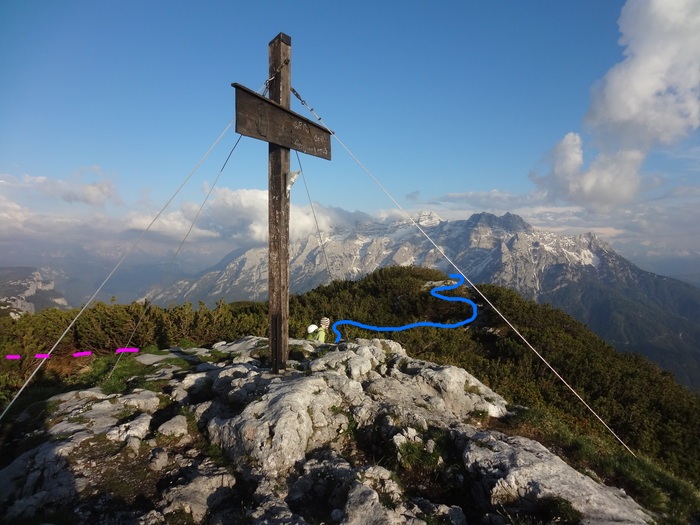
[116,347,139,354]
[4,348,139,362]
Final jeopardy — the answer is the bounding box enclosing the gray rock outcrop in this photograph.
[0,336,654,524]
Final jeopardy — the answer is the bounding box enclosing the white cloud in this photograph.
[412,188,556,226]
[317,206,374,228]
[0,194,33,235]
[535,0,700,211]
[14,167,121,207]
[587,0,700,148]
[0,191,110,248]
[123,209,220,241]
[0,180,382,268]
[551,132,583,186]
[533,136,644,210]
[2,173,699,281]
[204,188,373,242]
[197,187,270,243]
[120,187,376,253]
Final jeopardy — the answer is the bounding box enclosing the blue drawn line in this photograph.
[331,273,477,343]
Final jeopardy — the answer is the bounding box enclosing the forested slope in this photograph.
[1,266,698,522]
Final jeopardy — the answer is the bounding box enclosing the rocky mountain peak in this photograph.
[386,211,444,230]
[142,213,700,389]
[412,210,443,227]
[465,212,533,234]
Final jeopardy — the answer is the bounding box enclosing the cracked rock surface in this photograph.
[0,336,653,524]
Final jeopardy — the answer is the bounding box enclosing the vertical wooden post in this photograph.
[268,33,291,373]
[234,33,328,372]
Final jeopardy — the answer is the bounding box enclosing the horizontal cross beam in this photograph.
[233,83,331,160]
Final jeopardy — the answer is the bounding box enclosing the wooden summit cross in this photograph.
[233,33,331,373]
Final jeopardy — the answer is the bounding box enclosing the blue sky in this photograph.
[1,0,700,277]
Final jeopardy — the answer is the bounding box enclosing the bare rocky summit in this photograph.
[0,337,653,524]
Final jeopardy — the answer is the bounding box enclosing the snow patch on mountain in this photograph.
[144,212,616,306]
[0,267,70,317]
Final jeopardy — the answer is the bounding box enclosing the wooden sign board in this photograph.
[233,83,331,160]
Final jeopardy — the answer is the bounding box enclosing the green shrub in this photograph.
[0,266,698,523]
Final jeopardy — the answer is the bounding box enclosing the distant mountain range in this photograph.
[0,267,69,318]
[2,212,698,389]
[144,212,700,389]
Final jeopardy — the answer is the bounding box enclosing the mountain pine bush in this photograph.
[0,265,698,522]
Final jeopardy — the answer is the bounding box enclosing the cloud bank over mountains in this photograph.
[0,179,381,270]
[532,0,700,212]
[122,187,376,248]
[2,168,120,208]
